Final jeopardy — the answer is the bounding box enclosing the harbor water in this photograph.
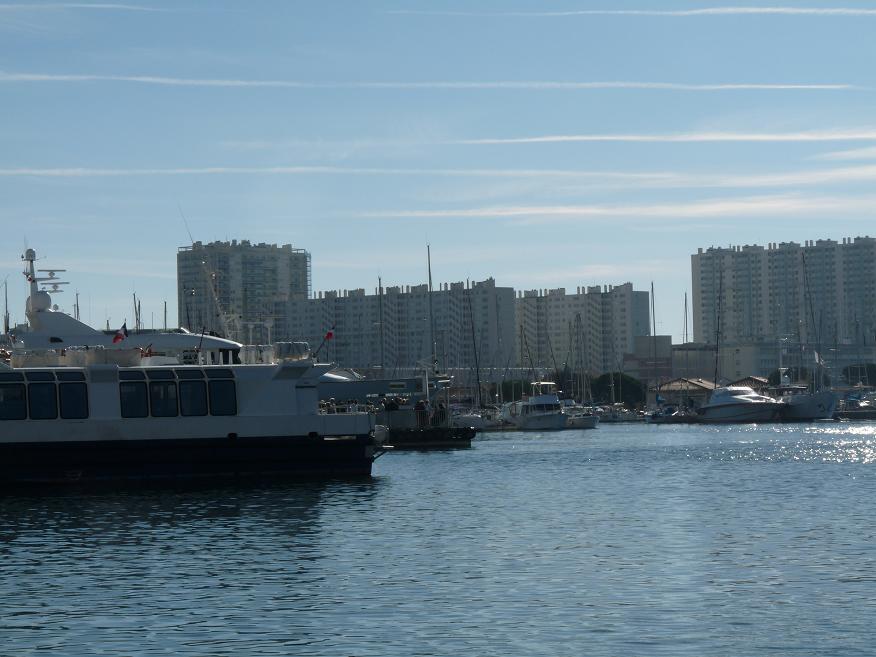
[3,423,876,656]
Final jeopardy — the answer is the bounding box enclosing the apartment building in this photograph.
[691,236,876,346]
[177,240,311,343]
[287,278,517,371]
[515,283,651,375]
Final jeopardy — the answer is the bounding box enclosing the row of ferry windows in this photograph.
[121,380,236,418]
[0,380,237,420]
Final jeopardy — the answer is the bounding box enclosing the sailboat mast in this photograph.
[378,276,385,370]
[467,292,482,408]
[713,266,723,388]
[3,278,9,336]
[427,245,437,373]
[651,281,657,405]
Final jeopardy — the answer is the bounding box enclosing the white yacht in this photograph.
[11,248,242,361]
[698,386,784,423]
[500,382,568,431]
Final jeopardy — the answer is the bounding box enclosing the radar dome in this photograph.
[27,290,53,313]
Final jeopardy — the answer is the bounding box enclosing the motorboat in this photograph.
[0,358,386,486]
[647,405,700,424]
[500,381,568,431]
[597,403,645,423]
[452,405,504,431]
[698,386,783,423]
[560,399,599,429]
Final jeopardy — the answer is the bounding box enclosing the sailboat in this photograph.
[561,313,599,429]
[770,254,838,421]
[698,264,784,423]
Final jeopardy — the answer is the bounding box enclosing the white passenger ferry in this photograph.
[0,360,385,486]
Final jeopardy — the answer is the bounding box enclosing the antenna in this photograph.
[427,244,437,373]
[178,203,195,245]
[2,276,9,336]
[178,207,235,340]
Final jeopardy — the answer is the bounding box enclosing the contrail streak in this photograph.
[388,7,876,17]
[0,72,858,91]
[459,130,876,145]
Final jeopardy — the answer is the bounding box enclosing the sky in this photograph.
[3,1,876,342]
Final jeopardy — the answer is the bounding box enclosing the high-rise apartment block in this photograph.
[175,239,654,375]
[691,236,876,345]
[177,240,311,343]
[515,283,651,374]
[287,278,517,372]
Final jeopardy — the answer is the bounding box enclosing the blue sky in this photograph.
[3,1,876,340]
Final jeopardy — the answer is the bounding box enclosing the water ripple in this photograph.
[2,425,876,655]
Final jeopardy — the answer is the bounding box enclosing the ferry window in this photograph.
[59,383,89,419]
[146,369,175,380]
[0,372,24,382]
[209,380,237,416]
[119,371,146,381]
[57,371,86,382]
[120,382,148,418]
[150,381,178,417]
[0,384,26,420]
[179,380,207,417]
[175,369,205,380]
[28,382,58,420]
[205,369,234,379]
[25,371,55,382]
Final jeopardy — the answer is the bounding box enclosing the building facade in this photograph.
[515,283,651,375]
[177,240,311,343]
[287,278,517,373]
[691,236,876,347]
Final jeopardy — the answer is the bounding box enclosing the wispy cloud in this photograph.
[459,129,876,145]
[812,146,876,161]
[388,7,876,18]
[359,194,876,223]
[516,260,679,285]
[0,3,164,11]
[0,165,667,179]
[8,163,876,192]
[0,72,857,92]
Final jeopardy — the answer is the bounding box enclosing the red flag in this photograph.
[324,329,334,341]
[112,322,129,344]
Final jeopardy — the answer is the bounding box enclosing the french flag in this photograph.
[112,322,129,344]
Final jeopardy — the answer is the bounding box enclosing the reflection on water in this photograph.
[2,424,876,656]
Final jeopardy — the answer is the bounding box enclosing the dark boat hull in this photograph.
[385,427,475,449]
[0,434,380,487]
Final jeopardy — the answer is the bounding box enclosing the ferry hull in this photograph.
[0,434,380,486]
